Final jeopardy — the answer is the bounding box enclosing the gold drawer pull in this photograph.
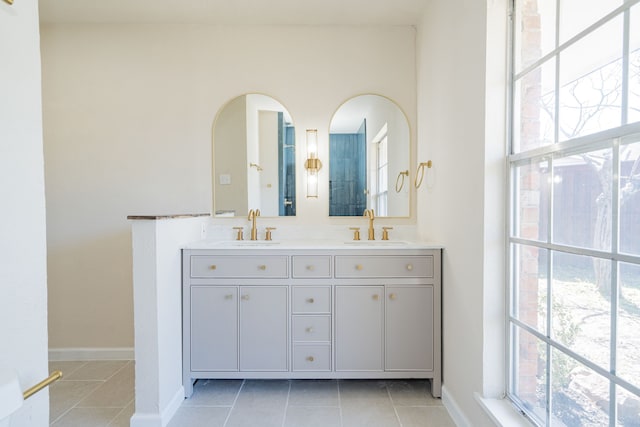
[406,264,413,271]
[355,264,363,271]
[306,265,315,271]
[306,327,314,333]
[306,298,315,304]
[209,265,217,270]
[372,294,379,301]
[241,294,250,301]
[306,356,315,362]
[389,293,397,300]
[258,265,267,270]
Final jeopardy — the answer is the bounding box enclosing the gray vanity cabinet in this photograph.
[385,285,434,371]
[335,286,384,371]
[182,246,442,398]
[238,286,288,371]
[190,286,238,371]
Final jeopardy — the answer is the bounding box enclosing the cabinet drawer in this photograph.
[292,256,331,278]
[292,287,331,313]
[191,255,288,278]
[335,255,433,278]
[292,315,331,342]
[293,344,331,371]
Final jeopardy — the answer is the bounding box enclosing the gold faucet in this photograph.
[363,209,375,240]
[248,209,261,240]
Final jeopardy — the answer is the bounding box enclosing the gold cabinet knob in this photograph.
[406,264,413,271]
[355,264,363,271]
[306,298,315,304]
[372,294,379,301]
[258,265,267,271]
[389,293,397,300]
[306,327,314,333]
[241,294,250,301]
[306,356,315,362]
[209,265,217,270]
[306,265,315,271]
[225,294,233,300]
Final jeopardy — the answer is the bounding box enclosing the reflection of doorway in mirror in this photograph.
[329,120,367,216]
[371,124,388,216]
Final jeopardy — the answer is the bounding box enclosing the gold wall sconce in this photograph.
[395,170,409,193]
[415,160,433,189]
[304,129,322,198]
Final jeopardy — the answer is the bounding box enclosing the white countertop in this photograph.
[184,239,443,250]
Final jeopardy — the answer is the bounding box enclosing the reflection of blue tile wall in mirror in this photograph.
[329,94,411,217]
[213,94,296,217]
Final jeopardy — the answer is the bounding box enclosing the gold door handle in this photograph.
[209,265,217,270]
[355,264,363,271]
[372,294,379,301]
[389,293,397,300]
[258,265,267,271]
[306,356,315,362]
[306,327,314,333]
[306,298,315,304]
[406,264,413,271]
[241,294,250,301]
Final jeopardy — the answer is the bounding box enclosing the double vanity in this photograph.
[181,240,442,398]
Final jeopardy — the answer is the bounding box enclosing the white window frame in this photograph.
[507,0,640,425]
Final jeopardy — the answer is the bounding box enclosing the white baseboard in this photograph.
[49,347,134,361]
[161,386,185,425]
[442,385,472,427]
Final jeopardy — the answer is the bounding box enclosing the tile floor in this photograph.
[49,360,455,427]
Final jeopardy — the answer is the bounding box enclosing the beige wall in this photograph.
[41,24,417,349]
[417,0,507,424]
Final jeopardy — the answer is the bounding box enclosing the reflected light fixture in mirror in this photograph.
[304,129,322,198]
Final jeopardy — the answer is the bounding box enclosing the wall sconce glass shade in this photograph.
[305,129,322,198]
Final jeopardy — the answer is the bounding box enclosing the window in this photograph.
[509,1,640,426]
[374,133,389,216]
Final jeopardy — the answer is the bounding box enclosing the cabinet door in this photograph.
[191,286,238,371]
[239,286,288,371]
[385,286,434,371]
[335,286,383,371]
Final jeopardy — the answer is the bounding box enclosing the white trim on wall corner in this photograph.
[442,385,472,427]
[49,347,134,361]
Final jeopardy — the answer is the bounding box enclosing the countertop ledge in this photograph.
[127,213,210,220]
[184,239,444,250]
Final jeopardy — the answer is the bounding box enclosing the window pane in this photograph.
[514,159,549,241]
[559,17,623,141]
[552,148,613,251]
[514,60,556,153]
[511,325,547,424]
[550,348,610,426]
[513,244,548,334]
[559,0,622,43]
[617,262,640,391]
[620,140,640,256]
[616,385,640,426]
[514,0,556,73]
[629,4,640,124]
[551,252,611,370]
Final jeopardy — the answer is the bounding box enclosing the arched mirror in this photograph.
[329,94,410,217]
[212,94,296,217]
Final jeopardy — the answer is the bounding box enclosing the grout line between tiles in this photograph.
[222,378,245,427]
[281,380,292,427]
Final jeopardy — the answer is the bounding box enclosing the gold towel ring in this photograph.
[415,161,433,189]
[395,170,409,193]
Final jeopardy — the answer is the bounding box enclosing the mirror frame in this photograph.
[327,93,413,218]
[211,93,297,218]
